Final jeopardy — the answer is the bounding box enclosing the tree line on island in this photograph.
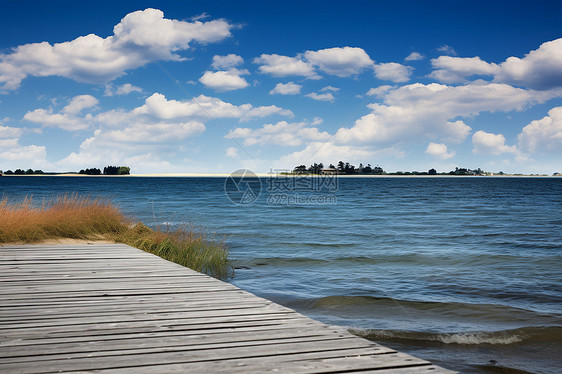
[1,169,45,175]
[79,166,130,175]
[292,162,493,176]
[293,162,384,175]
[0,166,130,176]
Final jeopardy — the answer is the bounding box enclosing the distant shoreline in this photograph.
[2,173,559,178]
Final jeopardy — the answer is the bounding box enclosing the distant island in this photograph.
[0,166,130,176]
[290,161,556,176]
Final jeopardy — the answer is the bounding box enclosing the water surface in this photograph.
[2,176,561,373]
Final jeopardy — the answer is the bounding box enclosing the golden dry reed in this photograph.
[0,195,230,278]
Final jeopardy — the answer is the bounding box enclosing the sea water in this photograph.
[1,176,560,373]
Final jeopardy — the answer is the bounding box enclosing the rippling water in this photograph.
[2,176,561,373]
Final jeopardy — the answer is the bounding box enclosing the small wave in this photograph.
[301,295,511,312]
[274,242,357,248]
[352,326,562,346]
[292,295,562,326]
[249,253,466,266]
[247,257,331,266]
[245,254,386,267]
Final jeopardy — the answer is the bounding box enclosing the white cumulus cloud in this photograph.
[374,62,413,83]
[437,45,457,55]
[405,52,424,61]
[366,85,393,97]
[495,38,562,90]
[211,54,244,69]
[428,38,562,90]
[0,125,23,138]
[99,121,205,143]
[334,82,545,146]
[425,142,455,159]
[24,109,90,131]
[0,138,47,167]
[254,46,373,79]
[306,92,335,102]
[62,95,98,114]
[228,120,330,146]
[104,83,143,96]
[429,56,500,84]
[311,117,323,125]
[518,106,562,153]
[303,47,373,77]
[225,147,239,157]
[129,93,293,122]
[269,82,302,95]
[254,54,318,78]
[199,68,249,91]
[24,95,98,131]
[25,91,294,138]
[472,130,518,155]
[444,121,472,143]
[0,8,233,90]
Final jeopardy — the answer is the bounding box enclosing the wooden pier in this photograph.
[0,243,454,373]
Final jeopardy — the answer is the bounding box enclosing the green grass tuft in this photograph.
[114,222,230,279]
[0,195,231,278]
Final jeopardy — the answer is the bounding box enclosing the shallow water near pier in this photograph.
[2,176,561,373]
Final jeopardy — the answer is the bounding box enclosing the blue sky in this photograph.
[1,0,561,174]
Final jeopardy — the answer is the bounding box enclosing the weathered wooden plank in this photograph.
[0,338,385,373]
[0,268,177,274]
[1,335,374,364]
[0,291,254,307]
[0,306,290,325]
[0,273,203,282]
[0,305,300,330]
[0,287,244,301]
[0,323,333,347]
[0,280,241,294]
[0,322,324,348]
[0,273,228,284]
[0,299,273,319]
[0,291,259,307]
[0,311,307,332]
[358,366,454,373]
[0,281,236,292]
[74,352,453,374]
[0,315,314,340]
[0,268,202,274]
[0,325,353,352]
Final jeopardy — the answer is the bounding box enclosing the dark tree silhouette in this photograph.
[337,161,345,172]
[79,168,102,175]
[293,165,307,174]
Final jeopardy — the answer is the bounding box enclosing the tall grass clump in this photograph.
[0,194,126,243]
[114,223,230,279]
[0,195,230,278]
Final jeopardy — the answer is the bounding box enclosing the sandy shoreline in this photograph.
[0,238,116,246]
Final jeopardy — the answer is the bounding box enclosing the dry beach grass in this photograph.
[0,195,230,278]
